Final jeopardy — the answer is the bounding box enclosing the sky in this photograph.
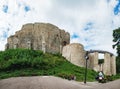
[0,0,120,56]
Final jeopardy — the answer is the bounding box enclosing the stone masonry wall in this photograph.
[6,23,70,54]
[62,43,86,67]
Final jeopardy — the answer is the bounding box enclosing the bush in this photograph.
[105,76,113,81]
[116,57,120,73]
[57,73,76,80]
[0,49,64,71]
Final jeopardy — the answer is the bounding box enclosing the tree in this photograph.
[113,27,120,56]
[113,27,120,73]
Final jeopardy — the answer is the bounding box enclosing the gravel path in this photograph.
[0,76,120,89]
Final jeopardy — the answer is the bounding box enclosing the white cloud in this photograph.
[0,0,120,56]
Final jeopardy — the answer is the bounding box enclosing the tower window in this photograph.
[63,41,67,46]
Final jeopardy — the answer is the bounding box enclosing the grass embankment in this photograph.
[0,49,97,81]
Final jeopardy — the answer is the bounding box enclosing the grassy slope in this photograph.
[0,49,97,81]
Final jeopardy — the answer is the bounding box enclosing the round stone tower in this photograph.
[62,43,86,67]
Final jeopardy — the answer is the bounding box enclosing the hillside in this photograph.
[0,49,97,81]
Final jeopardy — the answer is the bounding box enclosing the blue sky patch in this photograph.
[107,0,110,3]
[85,38,88,42]
[71,33,79,39]
[114,0,120,15]
[2,5,8,13]
[7,28,10,31]
[2,31,8,39]
[84,22,93,31]
[24,6,30,12]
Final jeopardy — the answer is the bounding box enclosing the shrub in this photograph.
[57,73,76,80]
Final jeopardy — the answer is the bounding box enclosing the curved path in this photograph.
[0,76,120,89]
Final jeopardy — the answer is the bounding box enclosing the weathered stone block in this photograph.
[88,52,99,71]
[111,56,116,75]
[103,53,111,75]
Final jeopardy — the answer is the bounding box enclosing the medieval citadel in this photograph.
[5,23,116,76]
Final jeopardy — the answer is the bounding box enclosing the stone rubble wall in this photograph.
[88,52,116,75]
[6,23,70,54]
[103,53,111,75]
[111,56,116,75]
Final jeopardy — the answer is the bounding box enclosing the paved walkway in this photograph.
[0,76,120,89]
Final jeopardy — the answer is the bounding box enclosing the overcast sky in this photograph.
[0,0,120,56]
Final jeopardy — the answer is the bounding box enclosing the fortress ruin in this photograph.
[6,22,116,75]
[5,23,70,54]
[87,50,116,75]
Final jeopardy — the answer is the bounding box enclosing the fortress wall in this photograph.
[62,43,86,67]
[6,23,70,54]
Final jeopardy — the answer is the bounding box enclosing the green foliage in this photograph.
[101,74,120,82]
[113,28,120,41]
[111,73,120,80]
[113,28,120,56]
[117,45,120,56]
[113,28,120,73]
[0,49,97,81]
[116,57,120,73]
[0,49,44,70]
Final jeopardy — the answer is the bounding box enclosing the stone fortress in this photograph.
[5,23,70,54]
[5,22,116,76]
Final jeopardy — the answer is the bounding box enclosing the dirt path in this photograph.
[0,76,120,89]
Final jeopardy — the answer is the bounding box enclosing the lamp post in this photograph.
[84,51,89,84]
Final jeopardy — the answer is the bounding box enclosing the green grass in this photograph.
[109,74,120,81]
[0,49,97,81]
